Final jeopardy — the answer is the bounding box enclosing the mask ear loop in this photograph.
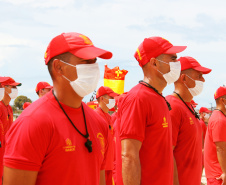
[59,59,77,68]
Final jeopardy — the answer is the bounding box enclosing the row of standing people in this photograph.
[0,32,225,185]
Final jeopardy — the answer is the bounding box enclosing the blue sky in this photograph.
[0,0,225,109]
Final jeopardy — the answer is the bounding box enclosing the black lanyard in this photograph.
[52,91,92,153]
[139,80,172,111]
[215,109,226,117]
[173,91,200,120]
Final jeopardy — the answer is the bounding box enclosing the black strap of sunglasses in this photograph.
[139,80,172,111]
[173,91,200,120]
[52,91,92,153]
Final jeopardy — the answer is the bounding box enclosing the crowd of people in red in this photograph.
[0,32,225,185]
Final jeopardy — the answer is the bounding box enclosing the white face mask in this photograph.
[184,75,204,97]
[8,88,18,99]
[157,60,181,84]
[104,98,115,109]
[60,60,100,97]
[204,113,210,120]
[0,88,5,101]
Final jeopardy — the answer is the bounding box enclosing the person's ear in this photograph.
[149,58,159,69]
[180,74,186,83]
[53,59,64,76]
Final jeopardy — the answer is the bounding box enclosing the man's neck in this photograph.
[2,95,11,106]
[99,104,109,113]
[53,83,83,109]
[143,76,166,94]
[173,85,193,102]
[216,105,226,116]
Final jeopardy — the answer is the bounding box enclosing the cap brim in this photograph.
[108,92,119,98]
[70,46,113,60]
[164,46,187,54]
[45,85,53,89]
[193,66,212,74]
[9,82,22,86]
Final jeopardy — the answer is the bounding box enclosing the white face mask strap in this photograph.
[58,59,77,68]
[157,59,169,65]
[62,75,71,82]
[186,74,195,82]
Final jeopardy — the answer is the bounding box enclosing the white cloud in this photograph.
[0,0,226,107]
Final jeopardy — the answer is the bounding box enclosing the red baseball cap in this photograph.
[1,77,21,86]
[134,36,187,67]
[0,76,10,83]
[214,86,226,99]
[23,102,31,110]
[199,107,212,114]
[191,99,198,108]
[96,86,119,99]
[179,56,212,74]
[44,32,113,64]
[35,82,53,93]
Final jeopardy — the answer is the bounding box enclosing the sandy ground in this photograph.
[202,170,207,185]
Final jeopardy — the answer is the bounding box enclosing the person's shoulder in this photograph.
[209,111,226,126]
[19,92,56,121]
[83,103,109,132]
[0,101,5,109]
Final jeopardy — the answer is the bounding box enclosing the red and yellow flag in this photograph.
[104,65,128,94]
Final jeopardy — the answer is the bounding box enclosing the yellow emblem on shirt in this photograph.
[162,117,168,128]
[189,117,194,125]
[63,138,76,152]
[97,133,105,157]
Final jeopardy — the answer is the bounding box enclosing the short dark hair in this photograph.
[47,52,73,79]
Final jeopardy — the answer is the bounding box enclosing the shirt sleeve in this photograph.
[4,116,53,171]
[118,95,148,142]
[169,105,182,147]
[212,118,226,142]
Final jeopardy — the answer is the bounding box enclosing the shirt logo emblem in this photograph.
[162,117,168,128]
[189,117,194,125]
[97,133,105,157]
[63,138,76,152]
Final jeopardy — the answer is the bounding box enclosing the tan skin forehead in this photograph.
[158,54,178,61]
[102,94,114,99]
[5,85,17,89]
[69,55,97,65]
[187,69,204,78]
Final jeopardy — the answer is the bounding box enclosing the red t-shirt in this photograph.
[200,119,207,140]
[95,107,114,185]
[204,110,226,178]
[0,101,13,184]
[116,84,173,185]
[4,91,109,185]
[166,95,202,185]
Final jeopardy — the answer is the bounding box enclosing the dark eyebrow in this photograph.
[171,55,177,60]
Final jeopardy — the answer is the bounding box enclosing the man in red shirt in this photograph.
[199,107,212,140]
[35,82,53,98]
[95,86,119,185]
[116,36,186,185]
[166,56,211,185]
[204,86,226,185]
[3,32,112,185]
[0,77,21,185]
[199,107,212,179]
